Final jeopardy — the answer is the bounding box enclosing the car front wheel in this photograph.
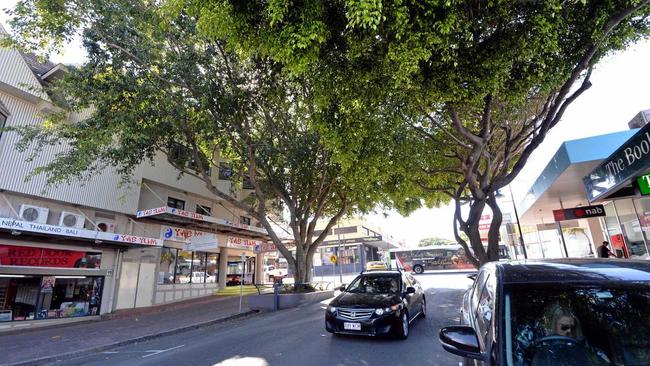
[420,296,426,319]
[395,311,409,340]
[413,265,424,274]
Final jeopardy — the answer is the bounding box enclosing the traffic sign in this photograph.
[330,254,338,264]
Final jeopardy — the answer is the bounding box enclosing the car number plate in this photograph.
[343,322,361,331]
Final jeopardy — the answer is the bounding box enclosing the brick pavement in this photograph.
[0,295,255,366]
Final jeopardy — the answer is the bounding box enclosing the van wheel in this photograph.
[395,311,409,340]
[413,265,424,274]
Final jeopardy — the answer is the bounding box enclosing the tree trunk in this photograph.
[293,243,309,286]
[485,194,502,262]
[455,196,502,268]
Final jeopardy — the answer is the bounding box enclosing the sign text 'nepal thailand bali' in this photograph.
[0,217,162,246]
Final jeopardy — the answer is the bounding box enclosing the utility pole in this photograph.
[509,185,528,259]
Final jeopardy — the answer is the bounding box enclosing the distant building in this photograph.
[308,217,402,276]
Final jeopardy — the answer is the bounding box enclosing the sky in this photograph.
[2,4,650,247]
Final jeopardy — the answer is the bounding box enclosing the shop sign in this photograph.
[254,242,277,253]
[0,217,162,246]
[161,225,214,243]
[183,234,219,251]
[552,205,605,222]
[584,122,650,201]
[0,311,11,322]
[226,236,261,251]
[0,244,102,268]
[137,206,268,235]
[478,223,491,231]
[636,173,650,195]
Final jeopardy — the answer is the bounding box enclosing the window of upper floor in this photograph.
[240,216,251,225]
[218,163,233,180]
[167,196,185,210]
[167,143,211,177]
[196,204,211,216]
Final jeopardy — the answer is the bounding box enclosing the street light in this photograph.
[496,185,528,259]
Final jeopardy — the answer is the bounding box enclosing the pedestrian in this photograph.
[597,241,614,258]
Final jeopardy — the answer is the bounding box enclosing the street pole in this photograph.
[239,252,245,313]
[509,185,528,259]
[337,223,343,283]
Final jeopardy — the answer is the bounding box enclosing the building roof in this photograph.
[497,259,650,284]
[19,51,58,85]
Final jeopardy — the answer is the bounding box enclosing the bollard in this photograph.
[273,282,280,311]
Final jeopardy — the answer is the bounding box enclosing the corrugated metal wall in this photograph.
[0,48,249,219]
[0,91,140,214]
[0,48,49,101]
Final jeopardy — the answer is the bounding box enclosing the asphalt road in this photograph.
[49,273,472,366]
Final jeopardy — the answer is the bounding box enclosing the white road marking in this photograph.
[141,345,185,358]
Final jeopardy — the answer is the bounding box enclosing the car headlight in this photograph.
[327,306,337,313]
[375,308,385,316]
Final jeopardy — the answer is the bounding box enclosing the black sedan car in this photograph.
[325,270,425,339]
[439,259,650,365]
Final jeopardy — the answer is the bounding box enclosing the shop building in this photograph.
[0,31,272,328]
[518,109,650,260]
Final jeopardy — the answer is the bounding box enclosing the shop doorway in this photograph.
[116,262,156,309]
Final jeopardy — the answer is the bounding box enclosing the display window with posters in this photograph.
[0,244,104,322]
[0,275,104,322]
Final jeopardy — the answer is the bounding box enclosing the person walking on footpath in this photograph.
[598,241,615,258]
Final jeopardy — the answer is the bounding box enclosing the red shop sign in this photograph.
[0,244,101,269]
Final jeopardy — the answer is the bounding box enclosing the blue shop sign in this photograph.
[584,123,650,201]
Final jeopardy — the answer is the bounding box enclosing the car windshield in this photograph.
[346,275,400,294]
[505,284,650,366]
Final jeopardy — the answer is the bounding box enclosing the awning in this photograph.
[319,235,399,250]
[518,130,636,224]
[137,206,268,239]
[0,216,162,247]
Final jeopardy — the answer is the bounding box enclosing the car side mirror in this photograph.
[438,326,484,361]
[339,284,347,291]
[405,286,416,294]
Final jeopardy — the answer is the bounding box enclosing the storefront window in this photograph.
[206,254,219,283]
[174,250,193,284]
[158,247,177,284]
[632,198,650,258]
[0,275,103,322]
[603,201,623,242]
[159,249,219,285]
[192,252,207,283]
[614,200,649,259]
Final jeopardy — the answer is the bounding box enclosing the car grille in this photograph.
[337,308,375,321]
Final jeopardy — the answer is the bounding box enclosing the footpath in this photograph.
[0,295,256,366]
